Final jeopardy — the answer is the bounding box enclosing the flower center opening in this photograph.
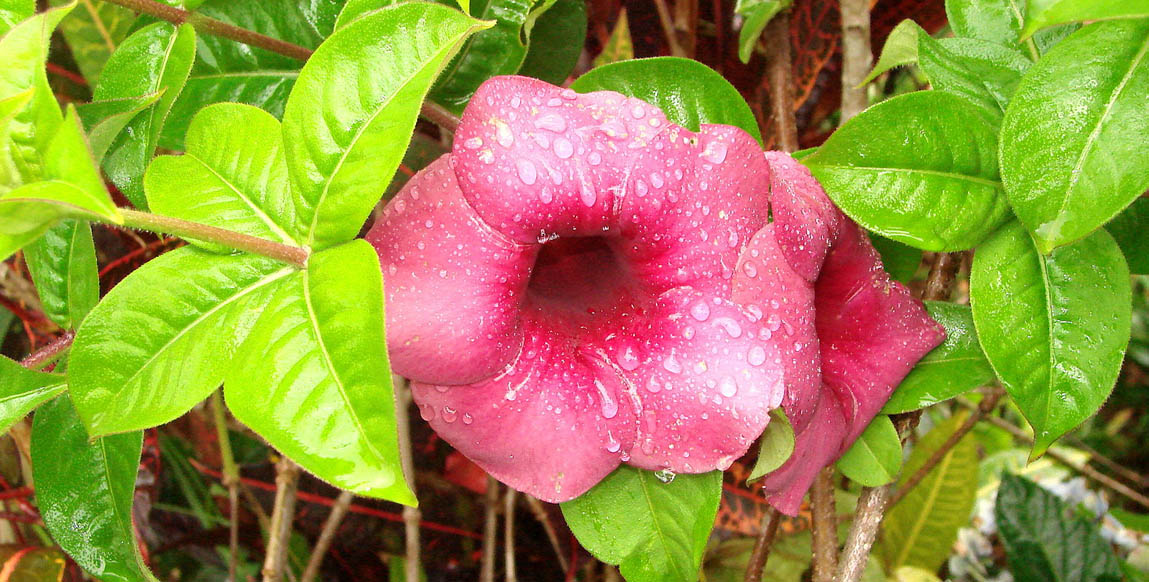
[526,236,643,326]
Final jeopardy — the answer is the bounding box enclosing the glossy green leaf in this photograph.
[32,396,155,582]
[921,37,1031,116]
[51,0,136,84]
[970,222,1131,457]
[333,0,396,30]
[735,0,791,63]
[879,413,979,572]
[431,0,537,114]
[1020,0,1149,40]
[836,415,902,486]
[24,221,99,328]
[518,0,586,84]
[69,248,294,436]
[159,0,346,150]
[995,473,1124,582]
[77,92,163,162]
[803,91,1009,251]
[869,233,921,283]
[0,179,122,235]
[146,103,296,249]
[0,355,65,434]
[1106,196,1149,275]
[225,240,414,504]
[0,89,32,192]
[592,7,632,66]
[94,21,196,208]
[570,57,764,145]
[883,302,996,414]
[562,466,721,581]
[1000,20,1149,253]
[0,0,32,37]
[863,19,921,84]
[282,3,486,248]
[747,407,794,481]
[946,0,1078,58]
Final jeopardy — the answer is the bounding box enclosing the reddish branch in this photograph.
[19,330,74,370]
[742,507,780,582]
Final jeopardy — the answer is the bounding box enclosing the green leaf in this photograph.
[735,0,791,64]
[836,415,902,486]
[570,56,764,146]
[94,21,196,208]
[69,248,294,435]
[1000,20,1149,253]
[146,103,296,249]
[0,355,65,434]
[869,232,921,283]
[946,0,1078,58]
[1106,196,1149,275]
[803,91,1010,251]
[51,0,136,85]
[430,0,536,114]
[0,0,32,38]
[0,546,69,580]
[562,467,721,581]
[282,3,486,248]
[863,19,921,84]
[883,302,996,414]
[24,220,99,327]
[77,92,163,162]
[970,222,1131,457]
[1020,0,1149,41]
[879,413,979,572]
[518,0,586,84]
[225,240,414,504]
[592,7,632,66]
[31,396,156,582]
[995,473,1124,582]
[333,0,396,31]
[159,0,346,150]
[0,180,122,237]
[747,407,794,481]
[921,36,1031,116]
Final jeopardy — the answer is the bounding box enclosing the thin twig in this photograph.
[922,252,963,302]
[262,456,301,582]
[240,482,273,535]
[480,476,500,582]
[743,507,780,582]
[19,330,73,370]
[763,12,798,153]
[394,377,421,582]
[1066,437,1149,490]
[211,392,241,582]
[524,495,569,572]
[673,0,698,58]
[810,467,838,581]
[838,0,872,121]
[119,209,308,268]
[504,489,517,582]
[300,490,354,582]
[651,0,686,57]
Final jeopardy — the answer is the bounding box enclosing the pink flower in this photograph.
[367,76,943,507]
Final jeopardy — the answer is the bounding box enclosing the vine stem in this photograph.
[117,209,309,268]
[19,330,73,370]
[394,378,422,582]
[810,467,838,581]
[742,507,780,582]
[97,0,461,132]
[764,11,798,153]
[480,475,500,582]
[211,391,241,582]
[300,491,355,582]
[262,456,301,582]
[504,489,518,582]
[524,495,569,572]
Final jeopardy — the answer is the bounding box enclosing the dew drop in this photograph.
[635,179,649,197]
[714,317,743,338]
[515,159,538,185]
[748,346,767,366]
[539,188,554,203]
[654,469,676,484]
[630,104,646,119]
[605,431,621,453]
[494,123,514,148]
[662,354,683,374]
[618,345,641,371]
[462,413,474,425]
[553,137,574,159]
[720,377,738,397]
[463,137,483,149]
[650,172,665,189]
[419,404,436,421]
[690,301,711,321]
[579,177,597,207]
[535,113,567,133]
[646,377,662,393]
[594,379,619,419]
[441,406,458,423]
[588,151,602,166]
[701,140,729,164]
[742,262,758,278]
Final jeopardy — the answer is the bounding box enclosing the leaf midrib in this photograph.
[811,163,1002,188]
[185,152,296,244]
[893,445,957,568]
[79,0,116,54]
[634,471,692,580]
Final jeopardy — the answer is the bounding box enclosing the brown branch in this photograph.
[651,0,686,57]
[211,391,241,582]
[922,252,963,302]
[524,495,569,572]
[743,507,780,582]
[764,12,798,153]
[504,489,518,582]
[98,0,460,132]
[262,456,301,582]
[1067,437,1149,490]
[300,491,354,582]
[673,0,699,58]
[480,476,500,582]
[838,0,872,121]
[19,330,73,370]
[394,378,421,582]
[810,467,838,581]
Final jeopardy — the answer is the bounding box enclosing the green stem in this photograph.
[117,209,309,268]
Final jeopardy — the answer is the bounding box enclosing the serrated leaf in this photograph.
[995,473,1124,582]
[570,56,763,145]
[1020,0,1149,41]
[970,222,1131,457]
[879,413,979,572]
[562,467,721,582]
[159,0,346,150]
[146,103,296,249]
[1106,197,1149,275]
[24,220,98,327]
[225,240,414,504]
[69,248,294,435]
[430,0,534,114]
[51,0,136,85]
[282,3,487,249]
[1000,20,1149,253]
[518,0,586,84]
[735,0,790,64]
[94,21,195,208]
[0,355,65,433]
[803,91,1010,251]
[0,0,32,38]
[31,396,156,582]
[883,302,996,414]
[836,415,902,486]
[593,7,632,66]
[747,407,794,481]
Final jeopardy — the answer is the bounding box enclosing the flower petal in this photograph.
[367,157,535,385]
[411,314,636,503]
[764,151,842,283]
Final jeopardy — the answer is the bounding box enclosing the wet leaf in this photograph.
[735,0,791,64]
[76,92,163,162]
[0,356,65,434]
[946,0,1078,57]
[1020,0,1149,40]
[1106,196,1149,275]
[518,0,585,84]
[50,0,135,84]
[747,408,794,481]
[836,415,902,486]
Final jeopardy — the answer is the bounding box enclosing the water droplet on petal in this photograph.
[515,159,537,185]
[588,151,602,166]
[579,177,597,207]
[748,346,767,366]
[534,113,567,133]
[701,140,728,164]
[690,301,711,321]
[462,413,474,425]
[714,317,743,338]
[742,262,758,278]
[618,345,641,371]
[650,172,665,189]
[494,122,514,148]
[606,431,621,453]
[539,188,553,203]
[553,137,574,159]
[594,379,619,419]
[662,354,683,374]
[441,406,458,423]
[646,377,662,393]
[720,377,738,397]
[463,137,483,149]
[419,404,436,421]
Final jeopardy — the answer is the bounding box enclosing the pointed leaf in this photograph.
[1020,0,1149,41]
[995,473,1124,582]
[282,3,487,248]
[836,415,902,486]
[226,240,413,504]
[592,7,632,66]
[883,302,996,414]
[946,0,1078,57]
[970,222,1131,456]
[76,92,162,162]
[1000,20,1149,253]
[803,91,1010,251]
[94,21,195,208]
[747,408,794,481]
[0,0,33,37]
[562,467,721,582]
[146,103,296,249]
[0,355,65,434]
[430,0,535,114]
[1106,197,1149,275]
[735,0,790,63]
[69,248,294,435]
[920,36,1031,116]
[24,220,98,328]
[32,396,155,582]
[879,413,979,572]
[51,0,136,84]
[0,180,122,238]
[570,56,763,145]
[518,0,586,84]
[863,19,921,84]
